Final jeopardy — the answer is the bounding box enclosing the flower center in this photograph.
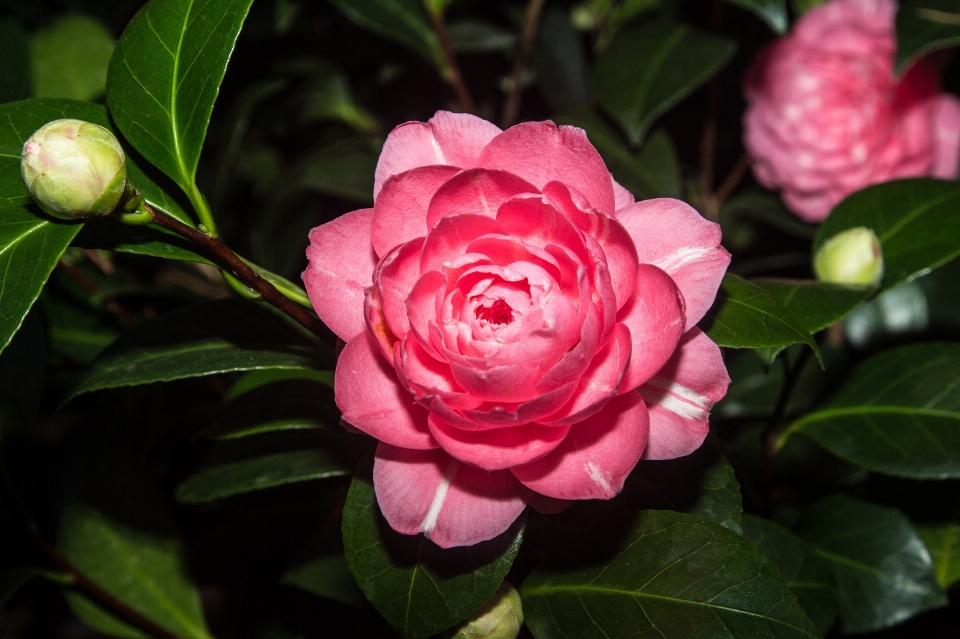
[474,298,513,325]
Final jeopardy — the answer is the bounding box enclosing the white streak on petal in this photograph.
[421,459,459,537]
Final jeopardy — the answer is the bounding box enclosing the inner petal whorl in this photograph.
[475,298,514,325]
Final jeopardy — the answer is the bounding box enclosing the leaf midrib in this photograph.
[520,583,818,636]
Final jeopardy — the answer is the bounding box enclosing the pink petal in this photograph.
[303,208,377,342]
[617,264,686,393]
[374,111,502,199]
[544,323,631,425]
[617,199,731,331]
[477,121,616,214]
[364,286,397,365]
[372,165,461,258]
[428,415,571,471]
[335,333,438,450]
[639,328,730,460]
[375,238,424,341]
[931,93,960,179]
[426,169,538,229]
[406,270,447,362]
[612,176,635,211]
[420,214,507,274]
[373,443,529,548]
[511,391,649,500]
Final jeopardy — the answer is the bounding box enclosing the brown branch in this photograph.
[714,153,749,209]
[428,10,476,113]
[146,206,333,343]
[26,526,185,639]
[500,0,548,128]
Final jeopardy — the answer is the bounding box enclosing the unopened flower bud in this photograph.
[21,119,127,220]
[814,226,884,287]
[446,583,523,639]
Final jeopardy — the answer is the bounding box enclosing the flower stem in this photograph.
[145,201,332,342]
[500,0,548,127]
[186,184,218,238]
[428,8,476,113]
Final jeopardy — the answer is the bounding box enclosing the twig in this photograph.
[500,0,548,127]
[714,153,749,209]
[26,526,186,639]
[428,10,476,113]
[762,348,812,514]
[145,205,333,343]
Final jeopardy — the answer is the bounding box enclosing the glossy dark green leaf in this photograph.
[0,19,28,104]
[69,299,322,399]
[701,274,822,364]
[895,0,960,74]
[556,109,680,199]
[593,22,735,144]
[323,0,442,66]
[107,0,256,206]
[793,495,946,633]
[200,376,334,440]
[58,452,212,639]
[917,523,960,589]
[780,342,960,479]
[521,510,821,639]
[532,7,591,114]
[288,138,377,204]
[175,449,349,503]
[225,368,334,399]
[282,554,367,608]
[723,0,788,33]
[447,20,515,53]
[742,515,839,634]
[74,222,211,264]
[30,14,114,101]
[814,179,960,292]
[0,569,55,613]
[343,459,524,639]
[754,279,873,334]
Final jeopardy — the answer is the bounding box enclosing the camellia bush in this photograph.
[1,0,960,637]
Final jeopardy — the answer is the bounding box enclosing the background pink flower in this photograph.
[304,111,731,548]
[743,0,960,222]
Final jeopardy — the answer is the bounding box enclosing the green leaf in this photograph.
[288,138,377,205]
[593,22,735,145]
[917,523,960,589]
[30,14,114,101]
[200,376,334,440]
[723,0,788,33]
[531,7,591,114]
[753,279,873,335]
[175,449,350,503]
[815,178,960,292]
[282,554,367,608]
[74,222,211,264]
[447,20,516,53]
[521,510,821,639]
[700,274,822,364]
[69,299,323,400]
[742,515,839,634]
[342,458,524,639]
[58,451,212,639]
[323,0,442,67]
[0,19,28,104]
[0,568,54,613]
[0,99,110,354]
[895,0,960,75]
[793,495,946,633]
[556,109,680,199]
[780,342,960,479]
[107,0,256,216]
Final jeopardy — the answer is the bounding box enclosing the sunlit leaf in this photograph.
[896,0,960,74]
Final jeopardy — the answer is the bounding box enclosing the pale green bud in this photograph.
[447,583,523,639]
[814,227,884,287]
[21,118,127,220]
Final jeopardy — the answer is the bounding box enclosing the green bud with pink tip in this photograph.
[445,583,523,639]
[20,118,127,220]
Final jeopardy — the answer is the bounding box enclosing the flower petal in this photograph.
[931,93,960,179]
[336,332,438,450]
[639,328,730,460]
[373,443,529,548]
[376,238,424,341]
[477,121,616,214]
[612,176,635,211]
[304,208,377,342]
[617,199,730,331]
[420,214,507,274]
[426,169,538,230]
[373,165,461,258]
[374,111,501,199]
[428,415,571,471]
[617,264,685,393]
[512,391,649,500]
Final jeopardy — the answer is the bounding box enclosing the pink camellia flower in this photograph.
[304,111,731,548]
[743,0,960,223]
